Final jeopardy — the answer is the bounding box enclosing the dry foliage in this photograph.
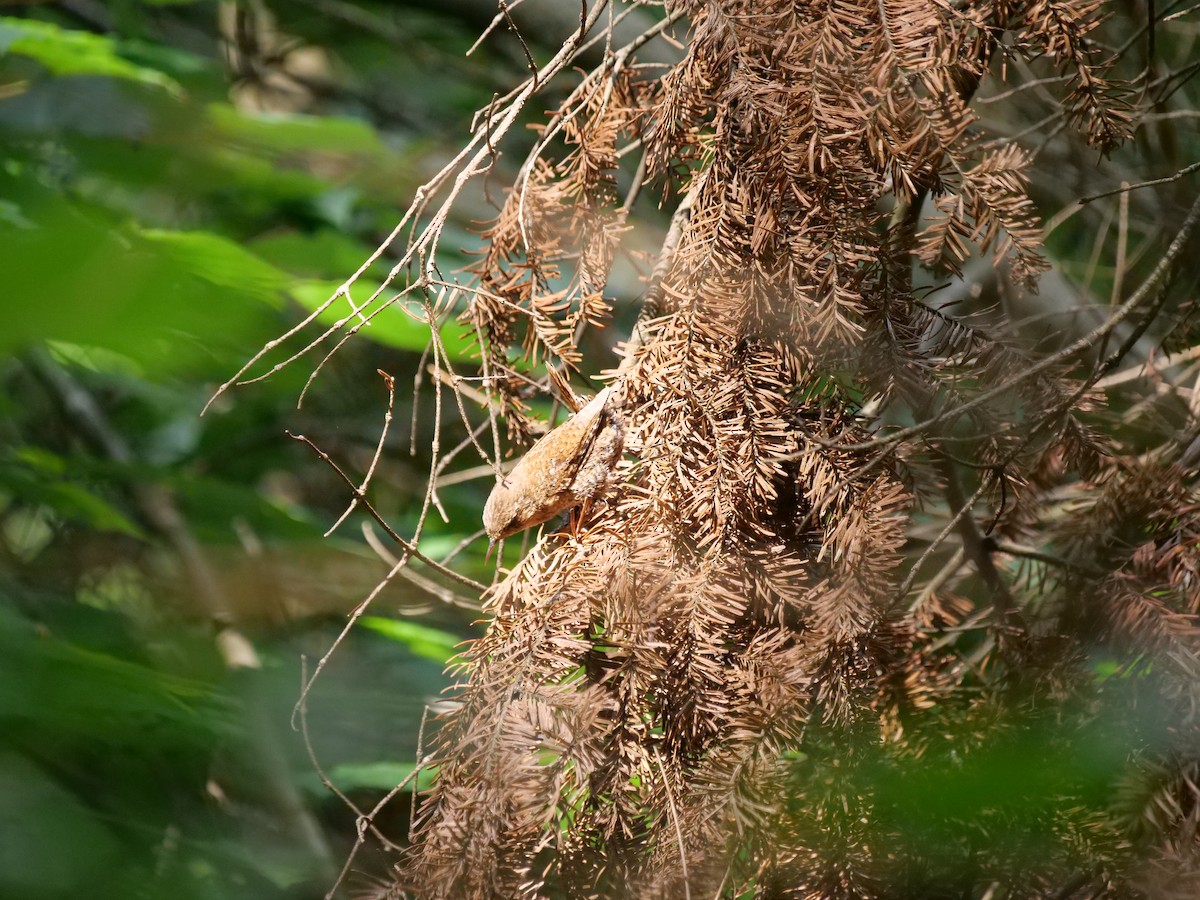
[214,1,1200,897]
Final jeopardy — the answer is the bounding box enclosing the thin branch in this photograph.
[362,522,482,611]
[655,752,692,900]
[324,370,397,537]
[287,431,487,593]
[1095,343,1200,389]
[894,468,997,606]
[1079,159,1200,205]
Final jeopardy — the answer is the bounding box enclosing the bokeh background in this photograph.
[0,2,573,896]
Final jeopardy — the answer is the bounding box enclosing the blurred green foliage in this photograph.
[0,2,519,897]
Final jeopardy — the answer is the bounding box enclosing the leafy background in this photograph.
[4,2,1199,898]
[0,2,543,896]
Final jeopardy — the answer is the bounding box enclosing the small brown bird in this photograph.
[483,385,624,542]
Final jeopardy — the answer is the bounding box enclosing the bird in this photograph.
[483,383,624,543]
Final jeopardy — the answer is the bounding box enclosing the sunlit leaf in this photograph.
[0,17,182,95]
[249,229,381,280]
[0,184,282,371]
[300,760,438,795]
[45,341,145,378]
[359,616,462,663]
[140,228,290,307]
[208,104,386,155]
[290,279,478,360]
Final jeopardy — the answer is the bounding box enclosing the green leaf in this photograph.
[45,341,145,378]
[304,760,438,795]
[118,37,212,79]
[139,228,291,307]
[290,279,478,360]
[0,17,182,95]
[169,473,322,542]
[249,229,381,279]
[0,182,283,372]
[0,608,233,747]
[359,616,461,663]
[39,482,143,539]
[0,448,146,539]
[208,104,386,155]
[0,753,122,897]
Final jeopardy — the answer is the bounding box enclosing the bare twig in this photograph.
[287,431,486,593]
[324,370,397,537]
[361,522,482,611]
[1079,159,1200,205]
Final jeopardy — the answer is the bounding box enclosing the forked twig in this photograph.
[324,370,397,537]
[362,522,482,611]
[287,431,486,593]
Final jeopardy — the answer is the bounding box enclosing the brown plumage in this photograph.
[483,385,624,541]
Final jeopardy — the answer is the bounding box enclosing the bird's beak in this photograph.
[485,538,497,564]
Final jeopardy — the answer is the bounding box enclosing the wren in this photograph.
[483,385,624,542]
